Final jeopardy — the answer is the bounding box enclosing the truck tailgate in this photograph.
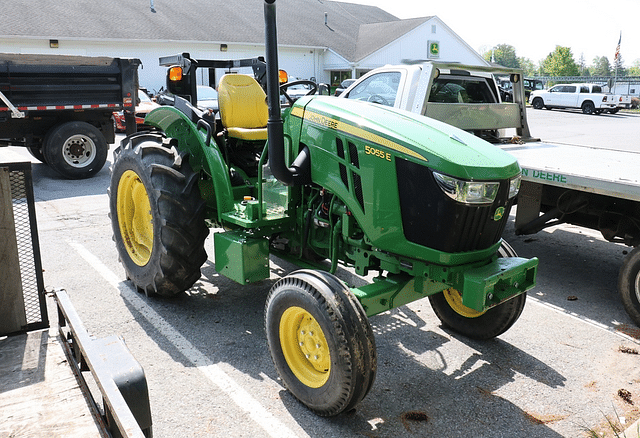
[500,141,640,202]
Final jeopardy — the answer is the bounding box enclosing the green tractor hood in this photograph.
[287,96,522,265]
[289,96,521,181]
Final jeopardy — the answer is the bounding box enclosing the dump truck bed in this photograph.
[0,53,139,110]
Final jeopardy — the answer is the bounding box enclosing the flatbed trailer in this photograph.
[0,291,151,438]
[501,140,640,325]
[1,153,151,437]
[501,142,640,205]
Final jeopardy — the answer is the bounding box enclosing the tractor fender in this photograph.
[144,105,234,219]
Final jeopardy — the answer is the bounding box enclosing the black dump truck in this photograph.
[0,53,141,179]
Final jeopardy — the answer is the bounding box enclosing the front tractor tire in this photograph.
[109,132,209,297]
[265,270,377,416]
[429,241,527,340]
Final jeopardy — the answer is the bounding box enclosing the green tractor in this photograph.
[109,0,538,416]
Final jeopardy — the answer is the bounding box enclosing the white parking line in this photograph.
[528,296,639,344]
[68,241,301,438]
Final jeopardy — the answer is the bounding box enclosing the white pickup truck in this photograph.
[339,62,640,326]
[529,83,617,114]
[611,93,633,113]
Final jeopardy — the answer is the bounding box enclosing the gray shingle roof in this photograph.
[1,0,423,62]
[355,17,432,61]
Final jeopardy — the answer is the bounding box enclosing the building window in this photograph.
[331,71,352,92]
[431,25,436,34]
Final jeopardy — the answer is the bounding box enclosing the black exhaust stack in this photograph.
[264,0,310,186]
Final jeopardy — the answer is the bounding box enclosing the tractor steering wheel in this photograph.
[280,80,318,106]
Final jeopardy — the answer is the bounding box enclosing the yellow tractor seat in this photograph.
[218,74,269,141]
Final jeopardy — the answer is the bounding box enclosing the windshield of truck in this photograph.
[428,76,497,104]
[345,71,400,107]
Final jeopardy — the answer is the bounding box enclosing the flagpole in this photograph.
[613,31,621,92]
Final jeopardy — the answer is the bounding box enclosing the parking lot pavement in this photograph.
[5,108,640,438]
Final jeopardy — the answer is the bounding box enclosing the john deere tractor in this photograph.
[109,0,538,416]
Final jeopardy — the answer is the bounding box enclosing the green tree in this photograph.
[629,60,640,76]
[541,46,579,77]
[483,44,520,68]
[614,55,627,76]
[578,53,587,75]
[592,56,612,76]
[518,57,537,76]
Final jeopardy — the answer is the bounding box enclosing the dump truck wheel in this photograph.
[619,247,640,327]
[109,132,209,297]
[428,241,527,340]
[265,270,376,416]
[43,121,108,179]
[27,146,47,163]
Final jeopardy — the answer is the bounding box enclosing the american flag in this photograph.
[614,33,621,62]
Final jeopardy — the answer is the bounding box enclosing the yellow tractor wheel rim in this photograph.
[443,288,487,318]
[280,306,331,388]
[117,170,153,266]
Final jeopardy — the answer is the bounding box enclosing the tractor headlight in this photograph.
[433,172,499,204]
[509,174,521,199]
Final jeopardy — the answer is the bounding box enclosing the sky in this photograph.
[345,0,640,67]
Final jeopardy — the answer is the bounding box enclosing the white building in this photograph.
[0,0,488,93]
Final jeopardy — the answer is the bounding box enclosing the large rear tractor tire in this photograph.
[618,247,640,327]
[429,240,527,340]
[43,121,108,179]
[265,270,377,416]
[109,132,209,297]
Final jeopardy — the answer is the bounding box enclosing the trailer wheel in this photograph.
[531,97,544,110]
[429,241,527,340]
[618,247,640,327]
[109,132,208,297]
[43,121,108,179]
[265,270,376,416]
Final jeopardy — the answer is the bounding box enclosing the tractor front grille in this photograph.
[396,158,512,253]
